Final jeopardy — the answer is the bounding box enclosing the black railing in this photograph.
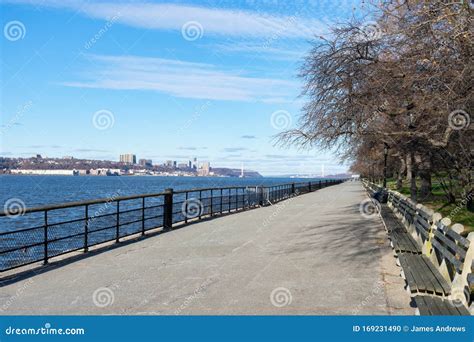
[0,180,344,272]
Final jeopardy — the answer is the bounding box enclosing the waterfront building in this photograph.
[139,159,152,167]
[120,154,137,164]
[198,161,210,176]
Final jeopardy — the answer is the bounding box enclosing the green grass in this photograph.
[383,178,474,233]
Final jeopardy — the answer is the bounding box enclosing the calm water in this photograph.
[0,175,324,208]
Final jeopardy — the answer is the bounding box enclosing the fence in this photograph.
[0,179,344,272]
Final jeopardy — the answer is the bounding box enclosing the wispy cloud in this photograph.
[61,54,298,102]
[8,1,325,39]
[178,146,207,151]
[222,147,248,152]
[241,135,257,139]
[212,42,307,61]
[73,148,109,153]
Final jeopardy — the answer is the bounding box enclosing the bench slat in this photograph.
[415,296,470,315]
[433,229,467,259]
[432,239,463,273]
[399,254,451,296]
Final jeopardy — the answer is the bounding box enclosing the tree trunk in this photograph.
[409,152,417,201]
[406,154,412,182]
[397,156,406,190]
[418,158,432,201]
[466,190,473,212]
[419,171,432,201]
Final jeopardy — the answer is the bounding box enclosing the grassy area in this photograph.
[383,178,474,233]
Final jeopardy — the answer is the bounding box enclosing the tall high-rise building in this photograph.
[198,161,210,176]
[120,154,136,164]
[139,159,152,167]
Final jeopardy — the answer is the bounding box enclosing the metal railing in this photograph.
[0,179,344,272]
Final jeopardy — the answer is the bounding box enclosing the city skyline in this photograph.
[1,0,361,175]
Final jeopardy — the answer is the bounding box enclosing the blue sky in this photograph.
[1,0,362,175]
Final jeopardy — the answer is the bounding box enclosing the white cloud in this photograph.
[212,42,307,61]
[61,54,299,102]
[7,0,326,39]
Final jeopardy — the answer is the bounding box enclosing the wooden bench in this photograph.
[414,295,470,315]
[398,253,451,296]
[366,181,473,315]
[380,205,421,254]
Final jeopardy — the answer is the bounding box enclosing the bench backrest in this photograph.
[429,218,474,308]
[430,219,471,277]
[413,204,433,245]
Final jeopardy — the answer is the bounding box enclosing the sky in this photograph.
[1,0,363,176]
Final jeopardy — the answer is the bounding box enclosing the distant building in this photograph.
[198,161,210,176]
[165,160,173,167]
[139,159,153,167]
[62,156,74,160]
[188,160,192,168]
[120,154,136,164]
[177,162,188,169]
[36,154,42,159]
[173,161,177,168]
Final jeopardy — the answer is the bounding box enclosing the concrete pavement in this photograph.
[0,181,414,315]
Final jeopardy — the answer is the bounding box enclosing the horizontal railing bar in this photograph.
[0,181,330,216]
[0,192,169,216]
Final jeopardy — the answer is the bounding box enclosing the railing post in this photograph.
[291,183,295,196]
[210,189,213,217]
[141,197,145,235]
[185,192,189,223]
[309,182,312,192]
[220,188,223,214]
[235,189,238,210]
[319,180,322,189]
[199,190,202,220]
[84,205,89,252]
[44,211,48,265]
[163,188,173,230]
[116,200,120,243]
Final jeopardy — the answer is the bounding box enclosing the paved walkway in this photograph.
[0,181,414,315]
